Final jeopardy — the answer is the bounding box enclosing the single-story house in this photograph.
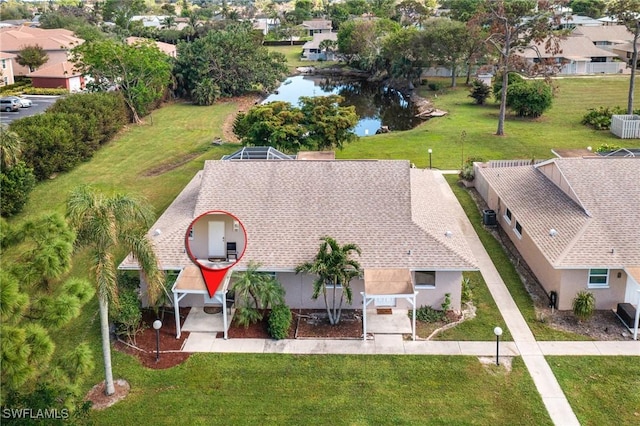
[0,52,16,86]
[301,19,332,37]
[302,32,338,61]
[126,36,177,58]
[518,35,625,75]
[0,26,83,76]
[572,25,634,50]
[120,152,478,337]
[612,42,640,68]
[558,14,604,30]
[474,157,640,315]
[28,60,84,91]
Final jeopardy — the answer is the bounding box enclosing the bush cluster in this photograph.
[10,92,127,181]
[268,304,292,340]
[468,79,491,105]
[506,80,553,118]
[413,305,446,322]
[0,162,36,217]
[581,106,640,130]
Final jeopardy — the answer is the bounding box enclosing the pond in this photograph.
[262,75,422,137]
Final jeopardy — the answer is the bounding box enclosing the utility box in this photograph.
[482,209,497,226]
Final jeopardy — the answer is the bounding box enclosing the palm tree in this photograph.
[231,261,285,327]
[295,236,361,325]
[0,124,23,170]
[66,185,164,396]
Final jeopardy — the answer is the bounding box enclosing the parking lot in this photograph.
[0,95,60,126]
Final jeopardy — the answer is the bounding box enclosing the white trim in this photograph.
[513,221,523,239]
[587,268,609,289]
[503,208,512,225]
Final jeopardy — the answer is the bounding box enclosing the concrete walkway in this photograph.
[181,171,639,426]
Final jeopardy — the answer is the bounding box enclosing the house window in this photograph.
[1,60,5,69]
[415,271,436,289]
[588,268,609,289]
[514,221,523,238]
[504,208,512,224]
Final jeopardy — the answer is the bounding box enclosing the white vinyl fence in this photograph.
[611,115,640,139]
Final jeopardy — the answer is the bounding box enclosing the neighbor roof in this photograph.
[519,35,616,59]
[302,32,338,50]
[0,26,83,52]
[477,158,640,269]
[121,160,477,272]
[28,60,81,78]
[573,24,634,44]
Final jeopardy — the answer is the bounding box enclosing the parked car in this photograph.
[0,97,21,112]
[6,95,32,108]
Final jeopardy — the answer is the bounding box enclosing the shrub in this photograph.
[458,156,482,181]
[428,82,444,91]
[21,87,69,95]
[49,92,128,144]
[581,106,640,130]
[0,162,36,217]
[268,304,292,340]
[111,288,145,345]
[506,80,553,118]
[191,78,221,106]
[461,277,474,304]
[492,72,524,101]
[468,79,491,105]
[572,290,595,322]
[413,305,445,322]
[441,293,451,312]
[595,143,621,153]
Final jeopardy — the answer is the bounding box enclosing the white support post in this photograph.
[412,292,417,341]
[222,290,228,340]
[634,289,640,341]
[361,292,367,341]
[174,290,181,339]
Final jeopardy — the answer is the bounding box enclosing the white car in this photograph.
[7,96,32,108]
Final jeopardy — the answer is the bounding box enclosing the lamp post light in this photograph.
[493,326,503,366]
[153,319,162,362]
[428,148,433,169]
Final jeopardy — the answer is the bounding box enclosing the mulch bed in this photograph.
[114,308,191,370]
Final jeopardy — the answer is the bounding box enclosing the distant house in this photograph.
[573,25,634,50]
[28,60,84,91]
[475,157,640,314]
[518,35,625,75]
[126,36,177,58]
[612,42,640,69]
[0,26,83,76]
[301,19,332,37]
[120,152,478,335]
[0,52,16,86]
[558,14,604,29]
[302,32,337,61]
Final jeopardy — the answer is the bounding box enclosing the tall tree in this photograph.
[299,95,358,150]
[174,23,287,100]
[422,18,471,87]
[102,0,145,29]
[381,26,424,85]
[569,0,606,18]
[0,215,95,410]
[295,236,362,326]
[473,0,563,135]
[71,39,172,123]
[337,18,399,74]
[15,45,49,72]
[66,185,164,396]
[608,0,640,114]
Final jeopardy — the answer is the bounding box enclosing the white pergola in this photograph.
[361,269,418,341]
[172,265,233,339]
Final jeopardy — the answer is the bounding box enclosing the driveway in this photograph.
[0,95,60,126]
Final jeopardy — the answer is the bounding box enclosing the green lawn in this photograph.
[92,353,551,425]
[548,356,640,426]
[267,45,338,73]
[338,76,631,169]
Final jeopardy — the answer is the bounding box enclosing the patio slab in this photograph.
[365,309,412,334]
[183,332,217,352]
[182,306,234,333]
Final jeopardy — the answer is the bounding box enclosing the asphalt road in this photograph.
[0,95,60,126]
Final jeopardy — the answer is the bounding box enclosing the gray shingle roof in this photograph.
[477,158,640,268]
[121,160,477,272]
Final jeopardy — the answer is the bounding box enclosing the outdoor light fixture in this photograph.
[428,148,433,169]
[587,146,592,151]
[493,326,503,366]
[153,319,162,362]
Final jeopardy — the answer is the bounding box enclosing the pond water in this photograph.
[262,75,422,137]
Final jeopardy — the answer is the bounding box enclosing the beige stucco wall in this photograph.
[188,214,246,260]
[559,269,627,310]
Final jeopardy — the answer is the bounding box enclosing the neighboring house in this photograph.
[0,52,16,86]
[301,19,332,37]
[130,15,188,30]
[0,26,83,76]
[28,60,84,91]
[573,25,634,51]
[612,42,640,69]
[558,14,604,29]
[518,35,625,75]
[126,36,177,58]
[302,32,338,61]
[120,152,478,325]
[474,157,640,313]
[253,18,279,36]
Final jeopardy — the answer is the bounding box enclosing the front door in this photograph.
[208,221,225,257]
